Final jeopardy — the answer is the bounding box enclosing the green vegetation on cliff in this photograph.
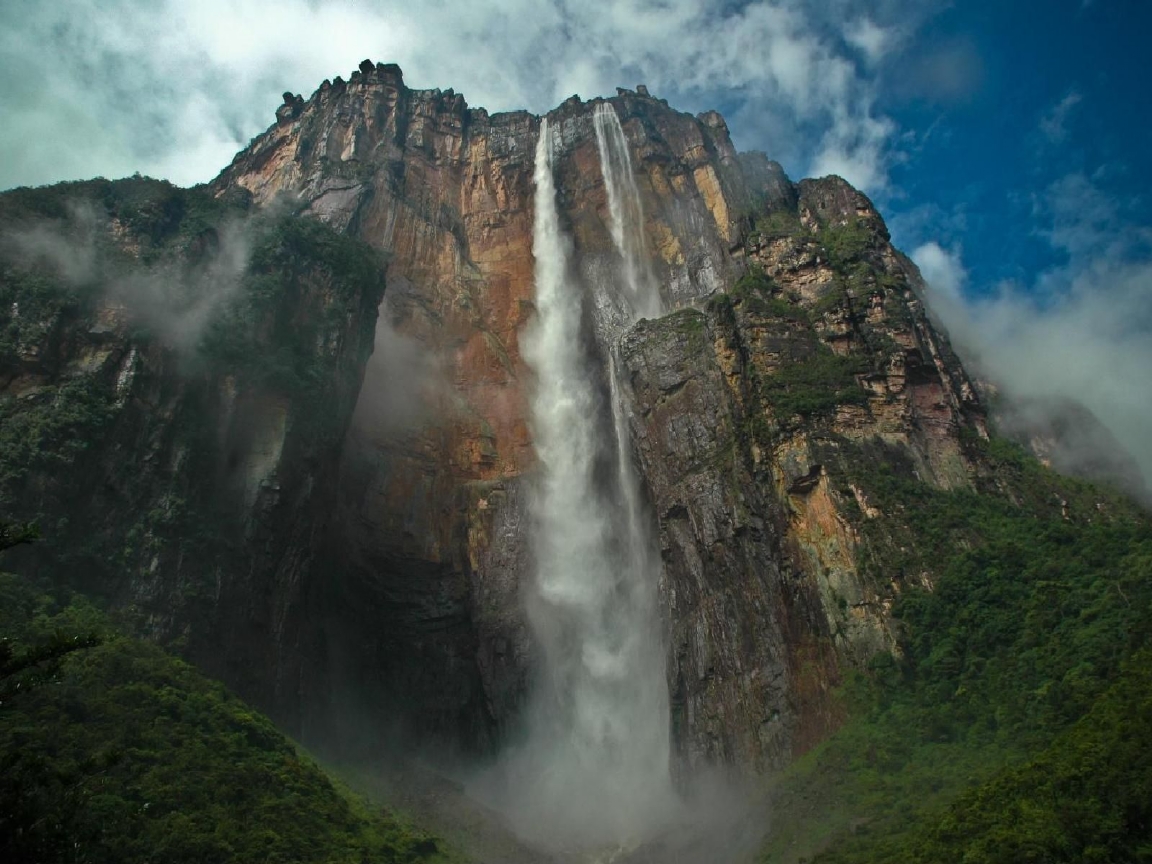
[763,436,1152,863]
[201,211,386,401]
[0,177,385,602]
[753,210,804,240]
[0,177,385,407]
[711,267,869,424]
[759,348,868,420]
[817,219,873,270]
[0,573,447,864]
[0,375,117,508]
[0,178,435,862]
[722,268,809,322]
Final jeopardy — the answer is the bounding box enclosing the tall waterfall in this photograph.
[487,113,676,853]
[593,103,664,322]
[595,108,668,801]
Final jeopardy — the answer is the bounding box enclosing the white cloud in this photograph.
[1039,90,1083,144]
[809,109,895,193]
[911,240,966,302]
[845,18,891,65]
[0,0,912,193]
[914,174,1152,490]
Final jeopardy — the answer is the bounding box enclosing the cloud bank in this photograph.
[0,0,927,193]
[914,171,1152,494]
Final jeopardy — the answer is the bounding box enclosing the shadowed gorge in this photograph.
[1,60,1150,864]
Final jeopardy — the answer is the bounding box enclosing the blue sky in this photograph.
[881,0,1152,291]
[1,0,1149,480]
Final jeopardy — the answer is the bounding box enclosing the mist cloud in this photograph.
[3,203,252,354]
[3,201,102,286]
[351,298,450,436]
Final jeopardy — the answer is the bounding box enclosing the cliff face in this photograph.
[2,62,989,770]
[214,62,989,766]
[0,180,384,732]
[213,64,778,751]
[617,180,986,767]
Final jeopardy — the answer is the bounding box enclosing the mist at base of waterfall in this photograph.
[460,755,765,864]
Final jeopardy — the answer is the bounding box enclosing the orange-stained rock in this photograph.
[212,64,990,766]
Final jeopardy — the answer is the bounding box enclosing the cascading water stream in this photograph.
[595,104,667,707]
[484,113,677,854]
[472,104,760,862]
[593,103,664,323]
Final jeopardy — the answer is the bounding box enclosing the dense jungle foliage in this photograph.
[762,435,1152,863]
[0,572,449,864]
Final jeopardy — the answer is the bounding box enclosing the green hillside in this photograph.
[0,571,451,864]
[762,436,1152,863]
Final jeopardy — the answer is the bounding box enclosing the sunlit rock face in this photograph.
[212,65,793,754]
[210,62,991,767]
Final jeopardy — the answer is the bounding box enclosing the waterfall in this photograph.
[593,102,663,322]
[486,114,676,853]
[597,106,667,768]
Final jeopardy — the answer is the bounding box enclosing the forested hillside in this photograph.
[762,436,1152,862]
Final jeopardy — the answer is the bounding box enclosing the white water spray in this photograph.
[486,114,677,854]
[593,103,663,322]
